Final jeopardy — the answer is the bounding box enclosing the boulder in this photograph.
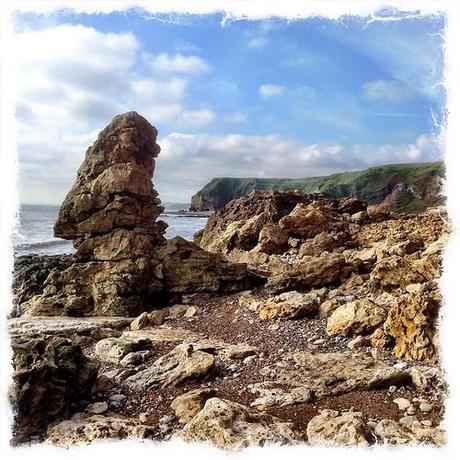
[157,236,257,296]
[367,203,391,222]
[180,398,297,449]
[307,410,371,446]
[375,283,441,363]
[95,336,152,363]
[374,419,445,446]
[11,336,98,443]
[46,414,155,446]
[125,343,215,390]
[326,299,387,337]
[278,202,330,238]
[258,351,412,398]
[171,389,216,423]
[258,290,324,320]
[266,253,361,293]
[255,224,290,254]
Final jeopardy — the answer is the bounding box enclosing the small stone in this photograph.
[243,355,256,365]
[399,415,419,427]
[406,405,416,415]
[109,394,126,402]
[419,401,433,413]
[394,398,411,411]
[184,306,199,317]
[269,323,280,331]
[421,420,433,427]
[138,412,148,423]
[388,385,398,393]
[86,401,109,414]
[393,362,408,370]
[313,338,326,345]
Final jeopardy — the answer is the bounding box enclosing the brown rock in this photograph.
[258,290,324,320]
[255,224,290,254]
[11,336,98,443]
[125,343,216,390]
[171,389,216,423]
[326,299,387,337]
[278,202,330,238]
[367,203,391,222]
[378,283,441,363]
[180,398,297,449]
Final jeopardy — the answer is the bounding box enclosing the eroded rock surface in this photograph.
[11,336,98,443]
[180,398,298,449]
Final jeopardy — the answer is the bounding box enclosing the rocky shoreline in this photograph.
[9,112,448,449]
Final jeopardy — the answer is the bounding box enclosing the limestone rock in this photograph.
[180,398,297,449]
[250,384,313,410]
[374,419,445,446]
[23,112,166,316]
[326,299,387,337]
[171,389,216,423]
[278,202,331,238]
[196,190,336,255]
[157,236,257,296]
[266,253,361,293]
[367,203,391,222]
[258,351,412,398]
[125,343,215,390]
[377,283,441,363]
[95,336,152,363]
[11,336,98,443]
[258,290,324,320]
[255,224,290,254]
[307,410,371,446]
[46,413,155,446]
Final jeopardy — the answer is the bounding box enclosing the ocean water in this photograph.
[13,203,209,256]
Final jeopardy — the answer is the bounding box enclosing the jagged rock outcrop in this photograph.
[20,112,257,316]
[372,282,441,363]
[11,336,98,443]
[22,113,166,316]
[195,190,335,254]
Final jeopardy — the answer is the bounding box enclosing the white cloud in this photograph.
[248,36,269,49]
[223,112,248,123]
[259,84,286,98]
[149,53,211,75]
[14,24,216,204]
[179,109,216,126]
[155,132,441,201]
[362,79,413,103]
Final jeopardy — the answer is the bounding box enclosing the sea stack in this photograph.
[22,112,255,317]
[23,112,167,316]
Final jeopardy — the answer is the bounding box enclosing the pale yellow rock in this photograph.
[180,398,297,449]
[171,389,216,423]
[307,410,371,446]
[326,299,387,337]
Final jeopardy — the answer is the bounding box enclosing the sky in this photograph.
[13,10,445,204]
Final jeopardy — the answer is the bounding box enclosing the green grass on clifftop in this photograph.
[191,162,444,212]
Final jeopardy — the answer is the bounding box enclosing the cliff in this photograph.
[190,162,445,212]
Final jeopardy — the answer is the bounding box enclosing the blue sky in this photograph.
[14,11,445,203]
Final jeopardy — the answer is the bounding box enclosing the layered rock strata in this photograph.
[20,112,255,316]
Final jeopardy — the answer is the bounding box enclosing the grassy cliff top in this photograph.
[192,162,444,212]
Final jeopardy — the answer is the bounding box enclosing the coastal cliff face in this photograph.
[190,162,445,212]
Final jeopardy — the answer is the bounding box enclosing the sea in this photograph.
[12,203,209,257]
